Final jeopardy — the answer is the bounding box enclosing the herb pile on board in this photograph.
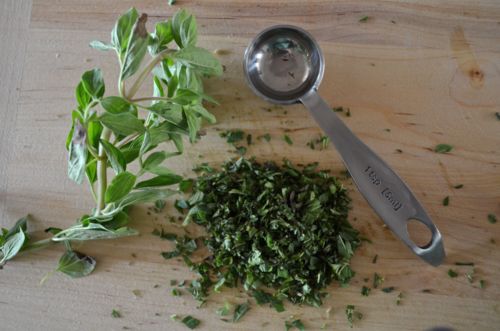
[169,158,360,307]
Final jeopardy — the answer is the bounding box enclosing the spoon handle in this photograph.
[300,90,445,266]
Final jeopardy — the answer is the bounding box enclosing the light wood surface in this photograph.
[1,1,499,330]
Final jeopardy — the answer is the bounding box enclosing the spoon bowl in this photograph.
[243,25,324,104]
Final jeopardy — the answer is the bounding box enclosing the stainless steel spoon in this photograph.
[243,25,445,266]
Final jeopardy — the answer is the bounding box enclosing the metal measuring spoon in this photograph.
[243,25,445,266]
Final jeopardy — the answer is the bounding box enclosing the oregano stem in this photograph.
[96,127,112,214]
[125,49,174,100]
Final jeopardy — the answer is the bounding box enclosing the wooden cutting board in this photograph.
[1,1,499,330]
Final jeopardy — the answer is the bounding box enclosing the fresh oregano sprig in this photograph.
[0,8,221,278]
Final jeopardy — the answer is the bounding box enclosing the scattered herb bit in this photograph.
[345,305,362,328]
[307,135,329,150]
[346,108,351,117]
[172,288,182,296]
[391,20,396,24]
[152,228,177,241]
[373,273,384,288]
[193,163,215,174]
[382,286,395,293]
[233,303,250,322]
[161,235,197,260]
[216,301,231,316]
[488,214,497,224]
[479,280,485,288]
[246,134,252,146]
[252,289,284,312]
[170,314,180,321]
[44,227,62,235]
[285,319,306,331]
[434,144,453,153]
[448,269,458,278]
[220,130,245,144]
[495,112,500,120]
[421,289,432,293]
[396,292,403,305]
[320,322,328,329]
[111,309,122,318]
[179,179,194,193]
[363,277,369,283]
[453,184,463,189]
[361,286,371,296]
[153,284,160,288]
[372,254,378,264]
[491,238,496,244]
[395,149,403,154]
[455,262,474,266]
[259,133,271,142]
[179,158,360,307]
[235,146,247,155]
[384,128,391,132]
[170,279,178,286]
[132,289,142,298]
[333,106,344,112]
[154,199,166,212]
[181,315,200,329]
[465,268,475,284]
[359,16,370,22]
[283,134,293,145]
[442,196,449,206]
[168,0,176,6]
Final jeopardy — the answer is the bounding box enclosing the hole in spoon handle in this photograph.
[300,90,445,266]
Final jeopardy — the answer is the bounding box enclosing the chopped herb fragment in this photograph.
[246,134,252,145]
[373,272,384,288]
[434,144,453,153]
[216,301,231,316]
[181,315,200,329]
[448,269,458,278]
[152,228,177,241]
[284,134,293,145]
[307,135,329,150]
[495,112,500,120]
[488,214,497,224]
[285,319,306,331]
[372,254,378,264]
[382,286,395,293]
[453,184,463,189]
[396,292,403,305]
[170,280,177,286]
[259,133,271,142]
[233,303,250,322]
[479,280,485,288]
[359,16,370,22]
[111,309,121,318]
[171,288,182,296]
[442,196,449,206]
[220,130,244,143]
[361,286,371,296]
[345,305,362,327]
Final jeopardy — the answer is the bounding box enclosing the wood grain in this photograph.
[0,1,499,330]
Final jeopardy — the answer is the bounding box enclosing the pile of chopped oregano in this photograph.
[165,157,360,309]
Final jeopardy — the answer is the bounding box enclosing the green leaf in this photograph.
[147,101,184,124]
[100,112,145,136]
[121,13,150,80]
[44,227,62,235]
[149,21,173,55]
[172,46,222,76]
[68,121,88,184]
[233,303,250,322]
[52,222,138,241]
[179,179,193,192]
[142,151,168,170]
[89,40,114,51]
[111,309,122,318]
[100,139,127,174]
[171,9,191,48]
[5,216,28,240]
[184,107,201,143]
[135,174,183,188]
[112,8,139,60]
[488,213,497,224]
[188,104,216,124]
[75,81,91,109]
[116,188,177,210]
[57,250,96,278]
[181,315,200,329]
[180,14,197,48]
[81,68,105,99]
[0,229,26,265]
[87,120,102,150]
[434,144,453,154]
[86,158,97,184]
[101,96,134,114]
[105,171,136,203]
